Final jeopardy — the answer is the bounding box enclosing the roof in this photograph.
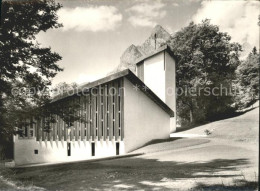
[135,45,177,66]
[52,69,174,117]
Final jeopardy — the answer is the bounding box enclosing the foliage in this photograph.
[0,0,63,158]
[235,47,259,108]
[168,20,241,126]
[52,82,78,97]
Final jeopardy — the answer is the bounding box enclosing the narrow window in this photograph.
[107,113,109,137]
[90,105,92,118]
[67,143,71,156]
[112,88,115,102]
[91,142,95,156]
[101,121,104,137]
[113,121,115,136]
[24,126,28,137]
[118,96,121,111]
[95,96,98,111]
[118,81,121,96]
[106,87,109,110]
[113,105,115,119]
[95,113,98,128]
[116,142,119,155]
[101,105,104,119]
[118,113,121,127]
[30,130,34,137]
[101,89,104,103]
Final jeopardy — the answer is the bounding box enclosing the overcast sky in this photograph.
[36,0,259,86]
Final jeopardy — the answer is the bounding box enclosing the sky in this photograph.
[36,0,259,86]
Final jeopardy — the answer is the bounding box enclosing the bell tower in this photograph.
[135,45,177,132]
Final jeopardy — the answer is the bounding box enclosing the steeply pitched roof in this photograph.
[52,69,174,117]
[135,45,177,66]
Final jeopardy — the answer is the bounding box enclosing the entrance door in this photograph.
[91,143,95,156]
[116,142,120,155]
[67,142,71,156]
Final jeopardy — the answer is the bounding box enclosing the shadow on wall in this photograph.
[2,157,256,190]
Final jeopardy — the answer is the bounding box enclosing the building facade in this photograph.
[14,45,176,166]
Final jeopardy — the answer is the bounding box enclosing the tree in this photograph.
[52,82,78,97]
[0,0,62,159]
[235,47,259,108]
[168,20,241,126]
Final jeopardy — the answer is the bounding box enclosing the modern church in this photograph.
[14,45,177,165]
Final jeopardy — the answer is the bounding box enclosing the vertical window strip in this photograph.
[113,121,115,136]
[95,95,98,111]
[101,88,104,103]
[95,113,98,128]
[101,105,103,119]
[101,121,104,137]
[107,113,109,137]
[119,113,121,128]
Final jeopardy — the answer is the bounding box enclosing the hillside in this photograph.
[172,101,259,143]
[0,103,258,190]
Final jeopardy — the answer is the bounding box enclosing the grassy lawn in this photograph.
[0,155,258,191]
[0,106,258,190]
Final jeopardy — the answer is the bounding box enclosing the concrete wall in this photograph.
[123,78,170,153]
[165,51,177,133]
[143,52,166,102]
[14,136,124,165]
[141,50,176,133]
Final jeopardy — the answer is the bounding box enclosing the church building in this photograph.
[14,45,177,165]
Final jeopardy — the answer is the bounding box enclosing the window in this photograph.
[116,142,119,155]
[91,143,95,156]
[113,105,115,119]
[24,126,28,137]
[30,130,34,137]
[118,96,121,111]
[67,143,71,156]
[101,121,104,137]
[101,89,104,103]
[101,105,104,119]
[95,96,98,110]
[34,150,38,154]
[113,121,115,136]
[118,113,121,127]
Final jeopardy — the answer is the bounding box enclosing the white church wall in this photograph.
[14,136,125,165]
[123,78,170,153]
[165,51,177,133]
[143,52,166,102]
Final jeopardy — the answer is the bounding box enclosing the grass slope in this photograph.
[0,105,258,190]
